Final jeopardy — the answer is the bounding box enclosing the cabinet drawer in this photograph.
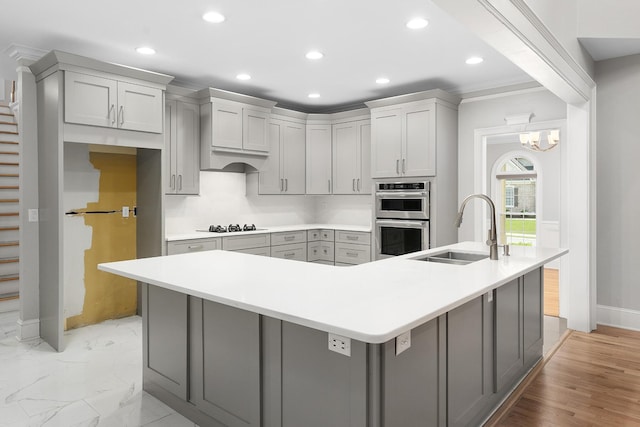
[270,242,307,262]
[167,238,220,255]
[271,230,306,246]
[232,246,271,257]
[307,241,335,262]
[307,229,335,242]
[335,230,370,245]
[222,234,271,251]
[334,242,371,265]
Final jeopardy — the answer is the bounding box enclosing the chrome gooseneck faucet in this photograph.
[455,194,499,260]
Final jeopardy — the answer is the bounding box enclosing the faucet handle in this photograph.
[499,244,510,256]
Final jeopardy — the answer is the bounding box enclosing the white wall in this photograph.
[62,143,99,318]
[457,88,567,241]
[164,171,373,235]
[595,54,640,315]
[524,0,595,77]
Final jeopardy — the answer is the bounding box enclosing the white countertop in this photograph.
[99,241,567,344]
[166,223,371,242]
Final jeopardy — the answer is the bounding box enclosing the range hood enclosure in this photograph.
[199,88,276,171]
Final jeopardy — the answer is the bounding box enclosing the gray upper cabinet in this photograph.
[259,117,306,194]
[370,101,435,178]
[332,119,371,195]
[305,123,332,195]
[165,99,200,195]
[201,98,271,155]
[64,70,163,133]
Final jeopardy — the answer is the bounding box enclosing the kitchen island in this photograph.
[99,241,567,427]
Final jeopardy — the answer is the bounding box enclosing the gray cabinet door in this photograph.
[383,316,446,427]
[190,299,261,427]
[523,267,544,367]
[447,294,494,427]
[494,278,524,393]
[143,284,188,400]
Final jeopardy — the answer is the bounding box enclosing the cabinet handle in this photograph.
[178,175,182,191]
[109,104,115,125]
[118,106,124,127]
[346,235,358,241]
[170,174,175,190]
[284,252,295,258]
[357,178,361,191]
[402,159,406,174]
[328,179,331,193]
[285,178,288,192]
[187,244,203,250]
[284,235,295,241]
[396,159,400,175]
[346,251,358,257]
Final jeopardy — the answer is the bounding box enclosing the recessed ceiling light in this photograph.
[406,18,428,30]
[202,11,225,23]
[376,77,390,84]
[135,47,156,55]
[465,56,484,65]
[236,73,251,81]
[305,50,324,60]
[308,93,320,99]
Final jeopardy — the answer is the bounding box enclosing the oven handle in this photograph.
[376,192,429,198]
[376,219,429,229]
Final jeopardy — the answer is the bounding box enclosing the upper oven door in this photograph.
[375,191,430,220]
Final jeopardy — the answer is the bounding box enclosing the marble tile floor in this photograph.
[0,311,568,427]
[0,312,198,427]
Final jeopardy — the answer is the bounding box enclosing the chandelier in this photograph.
[519,129,559,152]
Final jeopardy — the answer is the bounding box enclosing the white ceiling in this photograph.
[0,0,539,112]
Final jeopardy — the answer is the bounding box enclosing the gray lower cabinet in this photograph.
[494,278,524,393]
[142,267,544,427]
[447,294,494,427]
[190,298,261,427]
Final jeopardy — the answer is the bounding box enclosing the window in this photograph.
[495,156,537,247]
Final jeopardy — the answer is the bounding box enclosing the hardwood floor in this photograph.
[487,326,640,426]
[544,268,559,317]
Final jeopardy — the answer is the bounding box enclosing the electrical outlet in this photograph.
[122,206,130,218]
[396,331,411,355]
[328,333,351,357]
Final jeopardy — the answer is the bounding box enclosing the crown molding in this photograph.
[3,44,47,66]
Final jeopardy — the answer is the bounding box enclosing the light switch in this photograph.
[28,209,38,222]
[122,206,130,218]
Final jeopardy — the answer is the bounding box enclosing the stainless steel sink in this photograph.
[412,250,489,265]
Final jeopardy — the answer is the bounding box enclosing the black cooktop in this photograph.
[208,224,257,233]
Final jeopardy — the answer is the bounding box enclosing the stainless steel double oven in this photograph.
[375,181,430,259]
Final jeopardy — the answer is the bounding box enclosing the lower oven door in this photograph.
[375,219,430,260]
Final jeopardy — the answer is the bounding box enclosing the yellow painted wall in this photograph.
[66,151,137,329]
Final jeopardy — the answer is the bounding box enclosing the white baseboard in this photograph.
[597,305,640,332]
[16,318,39,341]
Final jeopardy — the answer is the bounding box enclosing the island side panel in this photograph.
[143,284,188,400]
[381,315,446,427]
[281,322,367,427]
[523,267,544,367]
